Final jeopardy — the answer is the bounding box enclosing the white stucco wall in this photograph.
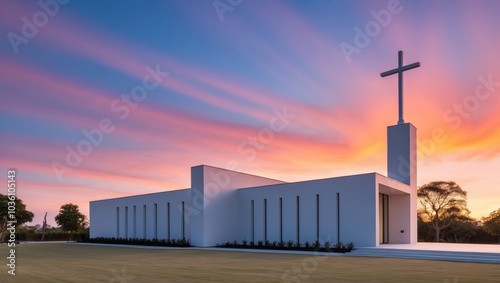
[388,194,411,243]
[89,189,190,240]
[386,122,417,244]
[190,165,285,247]
[387,123,417,188]
[238,173,378,247]
[90,167,416,247]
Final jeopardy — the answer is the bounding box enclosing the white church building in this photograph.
[90,51,420,248]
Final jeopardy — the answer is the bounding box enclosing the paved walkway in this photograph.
[351,243,500,264]
[373,243,500,253]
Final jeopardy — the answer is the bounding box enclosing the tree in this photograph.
[0,194,34,242]
[417,211,435,242]
[417,181,469,242]
[442,217,477,243]
[55,203,86,240]
[482,208,500,243]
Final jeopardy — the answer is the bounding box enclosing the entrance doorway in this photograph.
[379,194,389,244]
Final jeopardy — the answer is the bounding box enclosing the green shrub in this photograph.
[323,241,331,249]
[87,237,191,247]
[214,239,355,253]
[347,242,355,250]
[313,240,320,249]
[14,227,89,242]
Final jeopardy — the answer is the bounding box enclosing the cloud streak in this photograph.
[1,0,499,225]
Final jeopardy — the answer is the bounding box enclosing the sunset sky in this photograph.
[1,0,499,226]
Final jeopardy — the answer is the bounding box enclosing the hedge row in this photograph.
[14,230,88,242]
[217,240,355,253]
[86,237,191,247]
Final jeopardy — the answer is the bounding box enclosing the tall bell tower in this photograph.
[381,50,420,244]
[380,50,419,188]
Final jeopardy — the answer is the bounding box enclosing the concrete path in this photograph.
[351,243,500,264]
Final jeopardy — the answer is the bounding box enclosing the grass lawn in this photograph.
[1,243,499,282]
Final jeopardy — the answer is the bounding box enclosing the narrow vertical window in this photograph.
[124,206,128,239]
[133,205,137,238]
[154,203,158,239]
[181,201,185,239]
[251,200,255,243]
[116,207,120,238]
[167,202,171,240]
[337,193,340,244]
[296,196,300,245]
[143,205,147,238]
[384,195,389,243]
[264,198,267,243]
[316,194,320,242]
[279,197,283,244]
[379,194,389,244]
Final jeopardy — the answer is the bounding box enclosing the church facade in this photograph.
[90,122,417,247]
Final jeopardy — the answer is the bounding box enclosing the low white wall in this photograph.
[90,189,190,240]
[238,173,378,247]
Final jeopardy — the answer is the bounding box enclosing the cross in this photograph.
[380,50,420,125]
